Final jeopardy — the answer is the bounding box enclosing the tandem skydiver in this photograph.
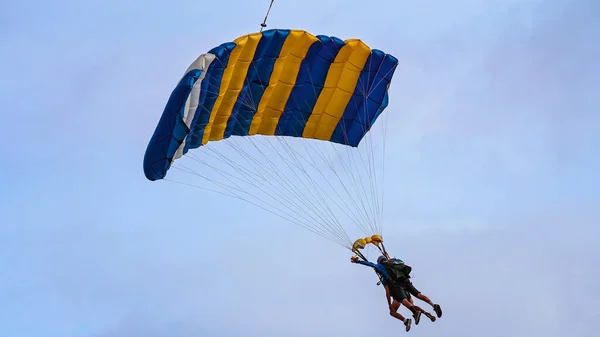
[351,255,441,329]
[351,255,414,331]
[382,255,443,319]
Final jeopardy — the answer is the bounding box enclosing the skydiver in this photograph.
[375,255,442,319]
[351,256,428,331]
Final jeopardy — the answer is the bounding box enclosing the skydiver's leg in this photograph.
[416,293,432,305]
[411,301,436,322]
[389,300,406,321]
[390,292,412,331]
[404,280,442,319]
[401,297,416,312]
[391,285,422,324]
[407,295,428,315]
[401,288,434,323]
[400,297,422,325]
[415,294,442,319]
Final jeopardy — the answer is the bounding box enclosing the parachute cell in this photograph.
[143,29,398,181]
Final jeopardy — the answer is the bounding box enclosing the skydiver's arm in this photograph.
[353,260,392,280]
[354,260,378,268]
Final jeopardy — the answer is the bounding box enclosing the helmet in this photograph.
[377,255,387,264]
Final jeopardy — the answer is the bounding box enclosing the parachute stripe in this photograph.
[142,69,202,181]
[250,30,319,136]
[345,52,397,145]
[275,35,345,137]
[226,29,290,137]
[330,50,398,146]
[302,40,372,142]
[203,33,262,144]
[328,51,381,146]
[143,29,399,181]
[184,43,236,153]
[174,54,217,160]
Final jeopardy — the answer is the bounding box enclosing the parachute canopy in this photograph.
[143,29,398,181]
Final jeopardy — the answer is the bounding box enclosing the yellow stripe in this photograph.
[248,30,318,136]
[201,32,262,144]
[302,39,371,141]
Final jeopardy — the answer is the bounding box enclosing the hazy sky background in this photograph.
[1,0,599,336]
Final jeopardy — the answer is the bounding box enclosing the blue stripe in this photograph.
[275,35,346,137]
[224,29,290,138]
[183,42,236,153]
[329,50,385,145]
[349,53,398,145]
[330,51,398,146]
[142,69,203,180]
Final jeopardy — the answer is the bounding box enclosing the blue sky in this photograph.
[1,0,599,336]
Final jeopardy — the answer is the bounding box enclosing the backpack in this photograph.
[382,259,412,282]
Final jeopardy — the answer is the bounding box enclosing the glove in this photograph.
[350,256,359,263]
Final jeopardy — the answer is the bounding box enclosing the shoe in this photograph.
[404,318,412,332]
[433,304,442,318]
[424,312,436,322]
[413,310,421,325]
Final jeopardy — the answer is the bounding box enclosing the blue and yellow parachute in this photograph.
[143,29,398,181]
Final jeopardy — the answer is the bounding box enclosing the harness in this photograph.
[382,259,412,284]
